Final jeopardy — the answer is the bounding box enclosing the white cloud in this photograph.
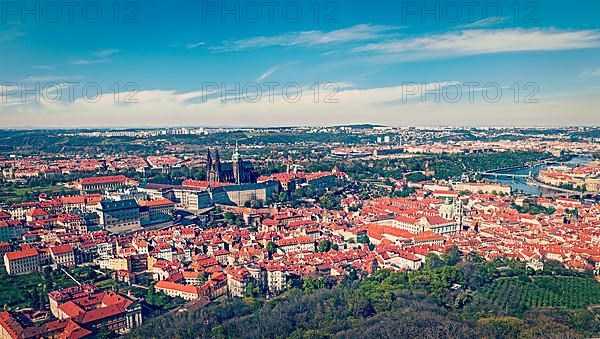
[5,81,597,128]
[0,27,24,42]
[336,82,355,89]
[255,66,279,82]
[93,49,120,57]
[185,41,206,50]
[70,49,119,65]
[455,17,507,29]
[21,75,84,82]
[211,24,402,52]
[71,59,110,65]
[578,68,600,79]
[253,61,302,82]
[354,28,600,61]
[32,65,54,70]
[321,51,338,56]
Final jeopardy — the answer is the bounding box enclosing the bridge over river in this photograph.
[475,160,594,198]
[479,172,530,179]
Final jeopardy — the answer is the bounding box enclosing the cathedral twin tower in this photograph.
[206,144,256,185]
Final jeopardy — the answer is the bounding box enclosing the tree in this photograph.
[43,266,53,291]
[146,284,156,304]
[266,241,277,258]
[95,324,113,339]
[319,194,341,210]
[357,233,370,244]
[244,280,260,298]
[87,268,97,281]
[443,246,461,266]
[454,291,472,309]
[302,277,324,293]
[354,299,376,318]
[30,288,40,310]
[479,317,524,338]
[424,253,444,270]
[458,261,493,290]
[38,288,47,309]
[318,240,332,253]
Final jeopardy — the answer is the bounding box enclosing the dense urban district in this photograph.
[0,126,599,338]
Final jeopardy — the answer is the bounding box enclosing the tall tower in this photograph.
[206,148,213,181]
[207,148,222,182]
[213,149,222,182]
[232,141,242,184]
[206,149,212,182]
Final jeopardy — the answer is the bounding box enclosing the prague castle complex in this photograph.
[206,145,257,184]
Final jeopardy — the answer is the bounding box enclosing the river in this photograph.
[488,156,593,196]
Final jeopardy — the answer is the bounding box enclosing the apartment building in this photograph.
[276,236,316,253]
[155,281,201,301]
[4,249,39,275]
[97,199,141,232]
[50,245,76,267]
[73,175,136,191]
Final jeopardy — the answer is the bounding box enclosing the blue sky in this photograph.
[1,0,600,127]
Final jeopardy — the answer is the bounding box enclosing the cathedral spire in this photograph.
[232,141,243,184]
[206,148,212,167]
[206,148,213,182]
[214,149,222,172]
[232,140,240,161]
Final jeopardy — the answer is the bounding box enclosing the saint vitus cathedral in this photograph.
[206,144,257,184]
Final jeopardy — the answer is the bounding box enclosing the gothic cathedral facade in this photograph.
[206,145,256,184]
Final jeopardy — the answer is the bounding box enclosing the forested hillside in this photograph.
[128,254,600,338]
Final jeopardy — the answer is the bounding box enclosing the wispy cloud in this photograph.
[185,41,206,50]
[211,24,402,52]
[71,59,110,65]
[455,17,507,29]
[353,28,600,61]
[21,75,84,82]
[71,49,119,65]
[578,68,600,79]
[0,27,25,42]
[32,65,54,70]
[321,51,338,56]
[43,82,82,94]
[337,82,355,89]
[255,66,279,82]
[254,61,302,82]
[93,49,120,57]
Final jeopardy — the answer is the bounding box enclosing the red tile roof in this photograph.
[413,231,445,242]
[155,280,200,295]
[138,198,174,207]
[79,175,129,185]
[51,244,74,255]
[27,208,50,217]
[277,236,315,246]
[5,248,38,261]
